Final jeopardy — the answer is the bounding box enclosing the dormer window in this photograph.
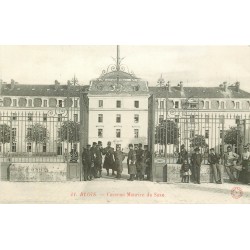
[28,99,32,107]
[58,100,63,107]
[236,102,240,109]
[13,99,17,107]
[174,101,179,109]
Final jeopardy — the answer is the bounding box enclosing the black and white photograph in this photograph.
[0,45,250,203]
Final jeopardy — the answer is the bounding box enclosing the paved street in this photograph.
[0,173,250,203]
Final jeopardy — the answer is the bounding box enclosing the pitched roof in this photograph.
[0,84,89,97]
[149,86,250,99]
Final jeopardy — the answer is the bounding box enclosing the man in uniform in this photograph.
[208,148,223,184]
[191,147,203,184]
[82,144,93,181]
[135,143,144,180]
[127,144,136,181]
[103,141,115,176]
[114,145,125,179]
[90,142,97,178]
[143,145,151,181]
[94,142,103,178]
[224,145,239,183]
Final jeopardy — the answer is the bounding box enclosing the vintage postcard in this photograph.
[0,45,250,203]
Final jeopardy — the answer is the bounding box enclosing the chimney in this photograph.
[166,81,171,92]
[10,79,16,90]
[55,80,60,90]
[235,81,240,92]
[179,81,184,92]
[223,81,227,92]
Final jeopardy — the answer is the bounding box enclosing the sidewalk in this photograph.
[0,175,249,203]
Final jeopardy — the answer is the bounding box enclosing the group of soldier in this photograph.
[81,141,152,181]
[179,144,250,185]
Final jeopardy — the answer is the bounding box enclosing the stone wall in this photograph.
[9,163,67,182]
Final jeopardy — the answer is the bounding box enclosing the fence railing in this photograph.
[0,110,80,163]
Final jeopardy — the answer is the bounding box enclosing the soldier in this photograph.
[103,141,115,176]
[127,144,136,181]
[143,145,151,180]
[90,142,97,178]
[191,147,203,184]
[94,143,103,178]
[114,145,125,179]
[135,143,144,180]
[224,145,239,183]
[82,145,93,181]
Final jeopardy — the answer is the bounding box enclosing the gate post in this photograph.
[148,94,156,181]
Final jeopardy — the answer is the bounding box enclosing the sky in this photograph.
[0,45,250,91]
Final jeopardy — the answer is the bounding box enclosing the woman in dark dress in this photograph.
[103,141,115,176]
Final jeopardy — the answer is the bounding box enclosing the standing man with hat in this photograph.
[82,145,93,181]
[239,145,250,184]
[224,145,238,183]
[143,145,151,180]
[191,147,203,184]
[114,144,125,179]
[208,148,223,184]
[103,141,115,176]
[94,142,103,178]
[127,144,136,181]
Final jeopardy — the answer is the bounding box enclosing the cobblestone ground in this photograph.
[0,172,250,203]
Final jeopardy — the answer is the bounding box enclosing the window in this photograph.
[98,114,103,123]
[74,100,78,108]
[116,114,121,123]
[43,100,48,107]
[174,101,179,109]
[12,113,17,121]
[116,100,121,108]
[159,115,164,123]
[43,114,47,122]
[12,128,16,137]
[190,130,195,138]
[190,115,195,123]
[58,100,63,107]
[43,143,47,153]
[190,103,197,109]
[28,99,32,107]
[236,102,240,109]
[205,130,209,138]
[12,143,16,152]
[74,114,78,122]
[57,143,62,155]
[27,143,32,152]
[98,129,103,138]
[205,115,209,123]
[205,101,209,109]
[99,100,103,108]
[13,99,17,107]
[134,129,139,138]
[28,113,33,122]
[175,115,179,123]
[134,114,139,123]
[160,101,164,109]
[58,114,62,122]
[27,128,32,137]
[134,101,139,108]
[221,102,225,109]
[57,129,61,138]
[235,117,240,125]
[116,129,121,138]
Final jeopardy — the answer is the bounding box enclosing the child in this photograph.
[180,160,191,183]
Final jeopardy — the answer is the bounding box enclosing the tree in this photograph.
[224,126,243,148]
[0,124,11,145]
[58,120,80,147]
[155,120,179,145]
[26,123,49,152]
[190,134,208,150]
